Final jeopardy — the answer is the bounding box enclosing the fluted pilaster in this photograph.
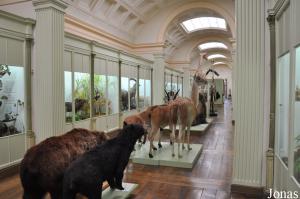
[183,67,191,98]
[152,53,165,105]
[233,0,266,187]
[33,0,68,142]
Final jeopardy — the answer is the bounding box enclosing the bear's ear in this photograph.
[123,121,128,126]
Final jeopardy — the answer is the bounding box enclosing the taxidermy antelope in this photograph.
[123,105,158,144]
[147,90,180,158]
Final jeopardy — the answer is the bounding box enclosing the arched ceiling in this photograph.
[65,0,235,68]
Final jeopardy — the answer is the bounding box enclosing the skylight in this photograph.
[181,17,227,33]
[207,54,226,60]
[213,62,226,65]
[198,42,228,50]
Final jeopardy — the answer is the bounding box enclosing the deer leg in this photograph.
[158,128,163,148]
[182,128,186,150]
[148,127,158,158]
[187,125,192,150]
[170,124,176,157]
[177,125,184,158]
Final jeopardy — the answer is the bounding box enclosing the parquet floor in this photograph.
[0,101,254,199]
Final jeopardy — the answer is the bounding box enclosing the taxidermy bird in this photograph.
[0,64,11,78]
[205,68,219,76]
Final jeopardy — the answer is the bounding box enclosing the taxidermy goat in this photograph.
[63,124,146,199]
[20,128,108,199]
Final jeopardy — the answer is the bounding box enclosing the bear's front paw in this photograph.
[115,184,124,190]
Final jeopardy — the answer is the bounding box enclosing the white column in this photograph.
[233,0,266,187]
[230,38,236,122]
[33,0,68,143]
[152,53,165,105]
[183,67,191,98]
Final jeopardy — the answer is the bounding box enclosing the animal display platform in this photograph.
[131,142,203,169]
[102,183,138,199]
[163,117,214,133]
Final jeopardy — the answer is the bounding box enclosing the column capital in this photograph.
[153,53,165,59]
[267,10,276,30]
[33,0,68,12]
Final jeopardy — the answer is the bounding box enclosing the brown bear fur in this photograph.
[20,128,108,199]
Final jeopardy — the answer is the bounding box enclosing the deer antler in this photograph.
[164,89,170,101]
[173,89,180,100]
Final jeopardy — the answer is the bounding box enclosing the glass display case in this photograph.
[121,77,129,111]
[294,46,300,182]
[0,65,25,137]
[139,77,145,108]
[74,72,90,121]
[121,64,137,111]
[276,53,290,166]
[94,74,106,116]
[145,79,151,106]
[107,75,118,114]
[107,60,119,114]
[64,71,72,123]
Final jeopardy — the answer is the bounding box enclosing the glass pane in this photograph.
[294,47,300,182]
[64,71,72,123]
[129,78,137,110]
[74,72,90,121]
[107,76,118,114]
[0,65,25,137]
[276,53,290,166]
[178,83,182,97]
[121,77,129,111]
[145,79,151,107]
[139,79,145,108]
[93,74,106,116]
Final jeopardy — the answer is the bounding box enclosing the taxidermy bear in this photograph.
[63,124,146,199]
[20,128,108,199]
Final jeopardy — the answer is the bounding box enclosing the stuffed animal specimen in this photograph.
[63,124,146,199]
[20,128,108,199]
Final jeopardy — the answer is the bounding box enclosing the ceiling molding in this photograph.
[65,14,164,56]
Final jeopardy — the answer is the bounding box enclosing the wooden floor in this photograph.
[0,101,252,199]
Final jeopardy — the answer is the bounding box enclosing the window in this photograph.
[198,42,228,51]
[207,54,227,60]
[276,53,290,166]
[214,62,226,65]
[294,47,300,182]
[181,17,226,33]
[0,65,25,137]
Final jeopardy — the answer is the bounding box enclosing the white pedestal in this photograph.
[131,142,203,169]
[102,183,138,199]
